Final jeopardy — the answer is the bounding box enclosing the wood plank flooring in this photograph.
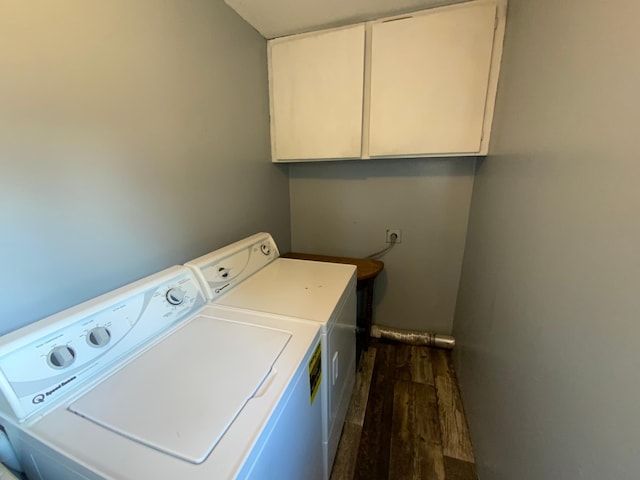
[330,339,477,480]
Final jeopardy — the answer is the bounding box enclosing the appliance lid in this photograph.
[68,315,290,464]
[218,258,355,323]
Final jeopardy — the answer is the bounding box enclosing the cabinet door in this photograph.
[269,25,365,162]
[368,0,499,157]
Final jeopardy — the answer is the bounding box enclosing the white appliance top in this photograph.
[218,258,355,324]
[186,233,356,325]
[69,315,290,464]
[0,253,324,478]
[21,306,320,479]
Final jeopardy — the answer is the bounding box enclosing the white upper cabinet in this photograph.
[369,0,501,157]
[268,25,366,161]
[268,0,506,162]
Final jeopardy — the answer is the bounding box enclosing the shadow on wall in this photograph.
[371,268,388,311]
[288,156,478,181]
[288,156,477,334]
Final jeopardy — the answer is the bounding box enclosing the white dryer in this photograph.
[186,233,357,480]
[0,266,323,479]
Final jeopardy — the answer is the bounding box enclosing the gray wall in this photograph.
[454,0,640,478]
[0,1,290,335]
[290,158,475,334]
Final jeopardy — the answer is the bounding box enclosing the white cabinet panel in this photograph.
[269,25,366,161]
[369,1,499,157]
[268,0,506,162]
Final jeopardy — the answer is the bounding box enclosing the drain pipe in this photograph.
[370,324,455,349]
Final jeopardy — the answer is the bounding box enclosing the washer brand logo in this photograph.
[32,376,77,404]
[214,283,230,294]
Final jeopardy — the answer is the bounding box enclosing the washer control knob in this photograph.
[87,326,111,348]
[48,346,76,369]
[166,288,186,306]
[260,243,271,255]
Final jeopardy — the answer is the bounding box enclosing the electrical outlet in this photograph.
[386,229,402,244]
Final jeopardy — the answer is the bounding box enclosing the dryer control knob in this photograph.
[87,326,111,347]
[48,346,76,369]
[260,243,271,255]
[166,288,186,306]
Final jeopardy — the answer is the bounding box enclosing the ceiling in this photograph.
[224,0,461,39]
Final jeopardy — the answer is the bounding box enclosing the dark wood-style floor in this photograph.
[330,339,477,480]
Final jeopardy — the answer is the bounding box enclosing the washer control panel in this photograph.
[0,266,206,422]
[186,232,279,301]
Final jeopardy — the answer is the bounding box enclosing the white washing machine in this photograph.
[0,266,323,479]
[186,233,357,480]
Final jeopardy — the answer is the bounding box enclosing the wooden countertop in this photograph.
[282,252,384,281]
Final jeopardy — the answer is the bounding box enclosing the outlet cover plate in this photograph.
[386,229,402,244]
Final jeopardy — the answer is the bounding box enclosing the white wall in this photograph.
[290,158,475,334]
[454,0,640,478]
[0,0,289,334]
